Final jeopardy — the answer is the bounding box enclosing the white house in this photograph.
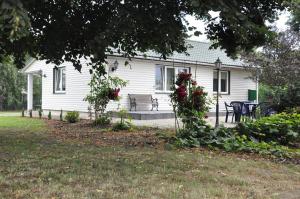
[21,40,258,119]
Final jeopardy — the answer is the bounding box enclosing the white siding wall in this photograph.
[25,58,256,113]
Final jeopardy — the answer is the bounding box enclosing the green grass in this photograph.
[0,117,300,199]
[0,111,21,117]
[0,117,44,130]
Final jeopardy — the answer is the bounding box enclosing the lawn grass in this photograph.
[0,111,21,117]
[0,117,300,198]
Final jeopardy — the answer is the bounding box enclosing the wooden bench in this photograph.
[128,94,158,111]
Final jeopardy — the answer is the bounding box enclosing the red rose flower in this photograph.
[193,89,203,96]
[176,85,187,101]
[191,80,197,86]
[108,88,120,100]
[178,72,192,81]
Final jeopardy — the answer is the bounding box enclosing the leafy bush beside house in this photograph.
[236,113,300,146]
[84,67,127,120]
[94,114,111,126]
[173,112,300,159]
[112,109,133,131]
[65,111,79,123]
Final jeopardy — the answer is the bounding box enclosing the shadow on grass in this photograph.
[0,117,300,199]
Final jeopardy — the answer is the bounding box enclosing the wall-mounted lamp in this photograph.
[39,70,47,78]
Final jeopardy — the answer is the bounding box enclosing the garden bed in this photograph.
[45,119,300,165]
[46,119,164,148]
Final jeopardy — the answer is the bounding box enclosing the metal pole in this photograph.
[215,68,220,127]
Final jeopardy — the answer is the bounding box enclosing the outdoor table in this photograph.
[242,102,258,117]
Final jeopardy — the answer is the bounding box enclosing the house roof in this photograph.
[132,40,245,67]
[22,40,245,72]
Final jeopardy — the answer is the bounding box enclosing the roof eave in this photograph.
[19,58,36,73]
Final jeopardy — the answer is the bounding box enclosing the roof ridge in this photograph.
[186,39,212,45]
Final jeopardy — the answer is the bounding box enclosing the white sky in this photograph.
[186,11,290,42]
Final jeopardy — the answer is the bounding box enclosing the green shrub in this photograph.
[174,124,298,159]
[176,125,236,148]
[222,135,294,158]
[60,109,63,121]
[236,113,300,146]
[112,121,132,131]
[38,109,43,119]
[65,111,79,123]
[284,107,300,114]
[48,111,52,120]
[112,109,134,131]
[94,115,111,126]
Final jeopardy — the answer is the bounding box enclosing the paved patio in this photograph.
[1,111,236,128]
[113,116,235,128]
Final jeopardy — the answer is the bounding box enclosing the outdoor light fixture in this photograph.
[111,60,119,72]
[39,70,47,78]
[215,57,222,127]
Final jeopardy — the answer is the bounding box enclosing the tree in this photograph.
[242,29,300,87]
[288,0,300,31]
[242,29,300,111]
[0,0,291,73]
[0,56,25,110]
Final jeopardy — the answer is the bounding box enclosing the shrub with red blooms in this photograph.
[84,67,127,119]
[108,88,120,100]
[170,72,210,132]
[176,72,192,86]
[191,80,197,86]
[176,85,187,101]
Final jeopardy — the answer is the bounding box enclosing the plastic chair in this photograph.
[224,102,234,123]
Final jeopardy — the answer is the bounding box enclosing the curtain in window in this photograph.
[62,69,66,91]
[155,65,164,90]
[166,68,175,91]
[55,69,61,91]
[221,72,228,92]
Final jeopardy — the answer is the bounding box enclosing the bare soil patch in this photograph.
[46,119,163,148]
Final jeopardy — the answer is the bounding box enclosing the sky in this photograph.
[186,11,290,42]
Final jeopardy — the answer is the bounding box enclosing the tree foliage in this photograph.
[288,0,300,31]
[0,0,291,72]
[243,29,300,87]
[0,56,25,110]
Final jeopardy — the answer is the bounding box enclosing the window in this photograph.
[54,67,66,93]
[213,70,229,94]
[166,68,175,91]
[155,65,164,90]
[155,65,189,92]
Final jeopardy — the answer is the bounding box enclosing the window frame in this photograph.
[213,70,230,95]
[155,65,190,93]
[53,66,66,94]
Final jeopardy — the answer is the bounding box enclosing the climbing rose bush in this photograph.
[84,67,127,119]
[108,88,121,100]
[171,72,210,132]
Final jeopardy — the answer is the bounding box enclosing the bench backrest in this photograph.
[128,94,152,102]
